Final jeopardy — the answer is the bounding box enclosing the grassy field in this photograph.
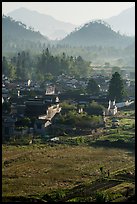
[2,108,135,201]
[2,143,135,200]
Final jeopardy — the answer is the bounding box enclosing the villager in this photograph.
[107,169,110,177]
[125,187,129,197]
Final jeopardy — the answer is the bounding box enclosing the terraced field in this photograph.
[2,144,135,202]
[2,109,135,202]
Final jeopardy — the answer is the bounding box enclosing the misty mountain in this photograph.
[2,15,49,53]
[60,20,134,48]
[105,6,135,36]
[7,7,76,40]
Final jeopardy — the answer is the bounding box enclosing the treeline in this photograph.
[3,43,135,67]
[2,49,91,81]
[51,43,135,66]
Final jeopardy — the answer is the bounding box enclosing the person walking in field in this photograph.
[107,169,110,177]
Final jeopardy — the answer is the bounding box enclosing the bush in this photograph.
[57,111,104,128]
[85,101,105,116]
[95,191,121,202]
[95,192,108,202]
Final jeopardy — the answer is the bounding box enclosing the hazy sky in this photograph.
[2,2,135,25]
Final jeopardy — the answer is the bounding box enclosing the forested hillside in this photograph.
[2,15,49,54]
[2,17,135,73]
[60,20,134,48]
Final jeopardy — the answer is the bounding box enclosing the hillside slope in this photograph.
[60,20,134,48]
[2,15,49,53]
[7,7,76,40]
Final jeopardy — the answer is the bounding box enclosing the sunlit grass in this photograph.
[2,144,134,197]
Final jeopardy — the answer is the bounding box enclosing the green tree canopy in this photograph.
[108,72,126,102]
[85,101,105,116]
[86,78,100,95]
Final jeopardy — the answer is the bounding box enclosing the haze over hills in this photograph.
[60,20,134,48]
[7,7,76,40]
[2,10,135,66]
[7,6,135,41]
[104,6,135,36]
[2,15,49,53]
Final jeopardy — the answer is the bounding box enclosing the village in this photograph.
[2,70,135,144]
[2,72,135,202]
[2,2,135,202]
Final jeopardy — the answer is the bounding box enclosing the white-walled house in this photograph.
[106,100,118,116]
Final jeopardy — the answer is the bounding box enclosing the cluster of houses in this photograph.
[56,74,111,93]
[2,77,61,140]
[56,74,88,90]
[2,97,61,139]
[91,64,135,80]
[2,73,134,141]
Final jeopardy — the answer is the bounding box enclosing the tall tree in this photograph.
[86,78,100,95]
[2,56,9,76]
[108,72,126,102]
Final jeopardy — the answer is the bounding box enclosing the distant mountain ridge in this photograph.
[7,7,76,40]
[2,15,48,53]
[2,15,48,40]
[105,6,135,36]
[7,6,135,41]
[2,12,135,67]
[60,20,134,48]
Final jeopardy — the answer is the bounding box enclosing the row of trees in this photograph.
[2,47,127,101]
[2,49,91,81]
[3,41,134,67]
[36,49,91,79]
